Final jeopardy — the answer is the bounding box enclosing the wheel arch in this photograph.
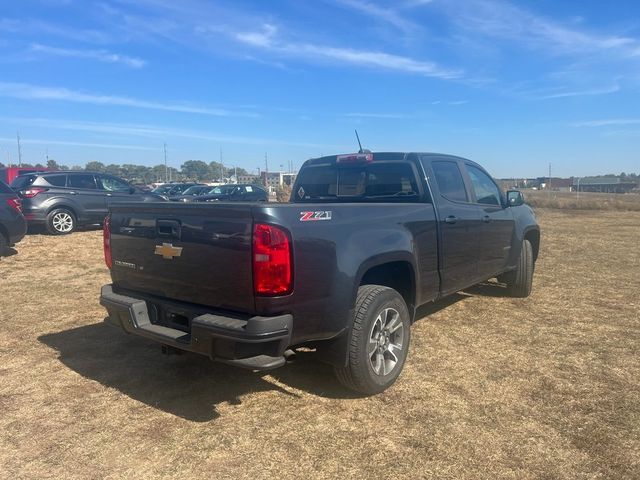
[46,204,78,218]
[355,254,417,319]
[524,227,540,262]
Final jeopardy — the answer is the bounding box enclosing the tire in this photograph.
[505,239,534,298]
[335,285,411,395]
[46,208,76,235]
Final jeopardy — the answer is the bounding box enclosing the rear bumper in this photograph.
[100,285,293,370]
[22,209,46,223]
[5,216,27,245]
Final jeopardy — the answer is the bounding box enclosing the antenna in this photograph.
[163,142,168,182]
[355,129,363,153]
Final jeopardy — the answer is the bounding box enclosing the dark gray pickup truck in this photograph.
[100,152,540,394]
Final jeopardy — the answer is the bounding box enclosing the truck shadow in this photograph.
[38,323,302,422]
[38,286,505,422]
[38,323,359,422]
[0,247,18,258]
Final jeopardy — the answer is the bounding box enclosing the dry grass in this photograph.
[1,210,639,479]
[525,189,640,211]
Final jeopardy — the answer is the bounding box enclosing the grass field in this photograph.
[1,209,639,479]
[525,189,640,211]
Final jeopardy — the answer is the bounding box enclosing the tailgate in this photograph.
[109,203,254,312]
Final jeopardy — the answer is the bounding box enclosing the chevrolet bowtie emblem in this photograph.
[154,243,183,260]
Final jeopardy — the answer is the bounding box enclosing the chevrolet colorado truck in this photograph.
[100,152,540,394]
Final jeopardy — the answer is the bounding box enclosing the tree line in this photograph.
[0,159,253,184]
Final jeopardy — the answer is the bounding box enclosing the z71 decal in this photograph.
[300,211,332,222]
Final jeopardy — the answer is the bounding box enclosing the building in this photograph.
[572,177,638,194]
[237,174,259,184]
[259,171,297,188]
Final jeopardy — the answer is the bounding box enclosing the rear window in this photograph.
[0,180,13,193]
[42,174,67,187]
[11,174,38,190]
[293,161,423,203]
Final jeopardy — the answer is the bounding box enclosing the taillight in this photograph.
[21,187,46,198]
[103,215,112,269]
[6,198,22,213]
[253,223,292,296]
[336,153,373,164]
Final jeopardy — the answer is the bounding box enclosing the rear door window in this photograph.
[68,174,97,190]
[431,161,469,202]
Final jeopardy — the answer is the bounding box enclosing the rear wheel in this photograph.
[504,239,534,297]
[46,208,76,235]
[335,285,411,395]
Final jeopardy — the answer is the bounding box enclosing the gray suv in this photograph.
[12,171,165,234]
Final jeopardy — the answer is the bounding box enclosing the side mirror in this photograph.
[507,190,525,207]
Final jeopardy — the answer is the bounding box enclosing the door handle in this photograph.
[444,215,458,224]
[106,193,112,196]
[482,215,491,223]
[68,191,77,195]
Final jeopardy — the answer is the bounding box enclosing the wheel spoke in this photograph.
[367,337,378,357]
[374,352,384,375]
[386,310,401,333]
[387,343,401,364]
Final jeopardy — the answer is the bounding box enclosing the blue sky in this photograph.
[1,0,639,178]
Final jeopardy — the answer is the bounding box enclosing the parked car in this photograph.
[152,183,203,197]
[100,152,540,395]
[188,184,268,202]
[12,171,166,235]
[0,180,27,253]
[167,184,211,201]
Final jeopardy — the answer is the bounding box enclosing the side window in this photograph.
[466,165,502,206]
[42,175,67,187]
[100,176,130,192]
[431,161,468,202]
[68,174,97,190]
[245,186,253,193]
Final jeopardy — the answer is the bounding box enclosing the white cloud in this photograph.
[0,82,259,117]
[344,112,407,119]
[573,119,640,127]
[234,34,462,79]
[0,137,158,151]
[235,23,277,47]
[0,117,342,149]
[30,43,146,68]
[441,0,640,59]
[333,0,417,33]
[537,84,620,99]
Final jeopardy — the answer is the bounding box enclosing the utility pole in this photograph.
[264,152,269,188]
[16,131,22,167]
[219,148,223,182]
[164,142,168,183]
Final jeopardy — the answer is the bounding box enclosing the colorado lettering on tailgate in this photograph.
[300,211,332,222]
